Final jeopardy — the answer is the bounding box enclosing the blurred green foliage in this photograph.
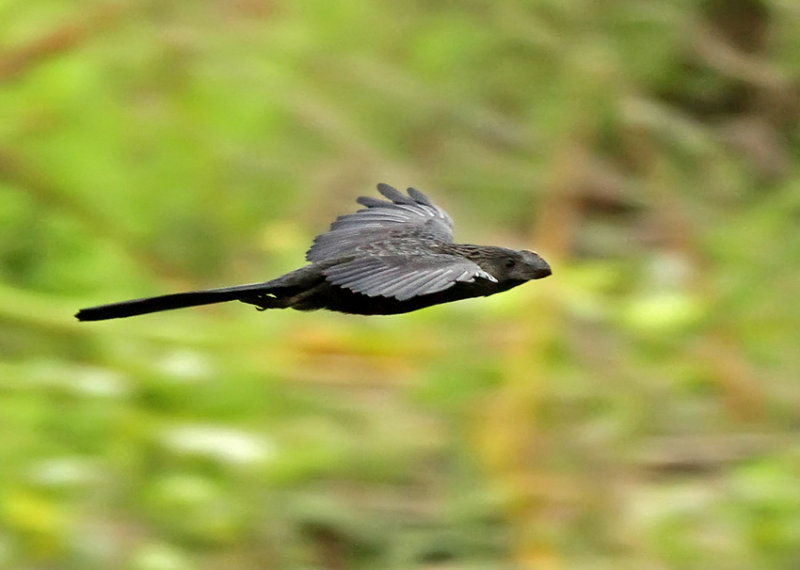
[2,1,799,568]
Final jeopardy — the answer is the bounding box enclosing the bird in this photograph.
[75,183,551,321]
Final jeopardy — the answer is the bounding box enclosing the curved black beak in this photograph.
[534,257,552,279]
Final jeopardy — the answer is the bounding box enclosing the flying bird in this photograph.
[76,184,551,321]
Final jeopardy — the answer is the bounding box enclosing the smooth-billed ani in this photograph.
[76,184,551,321]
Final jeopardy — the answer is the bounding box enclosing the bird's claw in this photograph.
[240,293,283,311]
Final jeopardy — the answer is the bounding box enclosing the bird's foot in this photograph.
[239,293,287,311]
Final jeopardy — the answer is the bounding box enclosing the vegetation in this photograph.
[1,1,799,568]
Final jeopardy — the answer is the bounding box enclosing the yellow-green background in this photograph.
[2,1,799,569]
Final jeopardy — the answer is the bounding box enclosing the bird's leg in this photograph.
[236,265,330,312]
[238,293,291,311]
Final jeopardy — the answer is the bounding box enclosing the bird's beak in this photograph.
[534,258,552,279]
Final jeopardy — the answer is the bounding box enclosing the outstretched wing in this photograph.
[306,183,454,262]
[323,254,497,301]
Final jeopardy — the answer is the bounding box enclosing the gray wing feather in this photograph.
[306,184,454,262]
[324,255,497,301]
[406,187,435,207]
[376,183,417,205]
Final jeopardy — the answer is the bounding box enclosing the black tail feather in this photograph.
[75,282,275,321]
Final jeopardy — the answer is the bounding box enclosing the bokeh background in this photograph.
[2,1,800,569]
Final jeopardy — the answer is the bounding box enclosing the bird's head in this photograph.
[483,248,551,283]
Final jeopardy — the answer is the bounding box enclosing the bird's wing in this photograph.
[323,254,497,301]
[306,183,454,262]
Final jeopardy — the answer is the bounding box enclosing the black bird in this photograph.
[76,184,551,321]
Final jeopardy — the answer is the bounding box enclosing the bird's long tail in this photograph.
[75,282,278,321]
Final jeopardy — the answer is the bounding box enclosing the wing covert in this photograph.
[323,254,497,301]
[306,184,454,262]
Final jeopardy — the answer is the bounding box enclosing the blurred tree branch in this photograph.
[0,146,183,281]
[0,2,127,83]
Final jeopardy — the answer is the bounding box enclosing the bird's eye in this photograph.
[505,259,516,268]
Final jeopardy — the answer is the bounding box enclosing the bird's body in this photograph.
[76,184,551,321]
